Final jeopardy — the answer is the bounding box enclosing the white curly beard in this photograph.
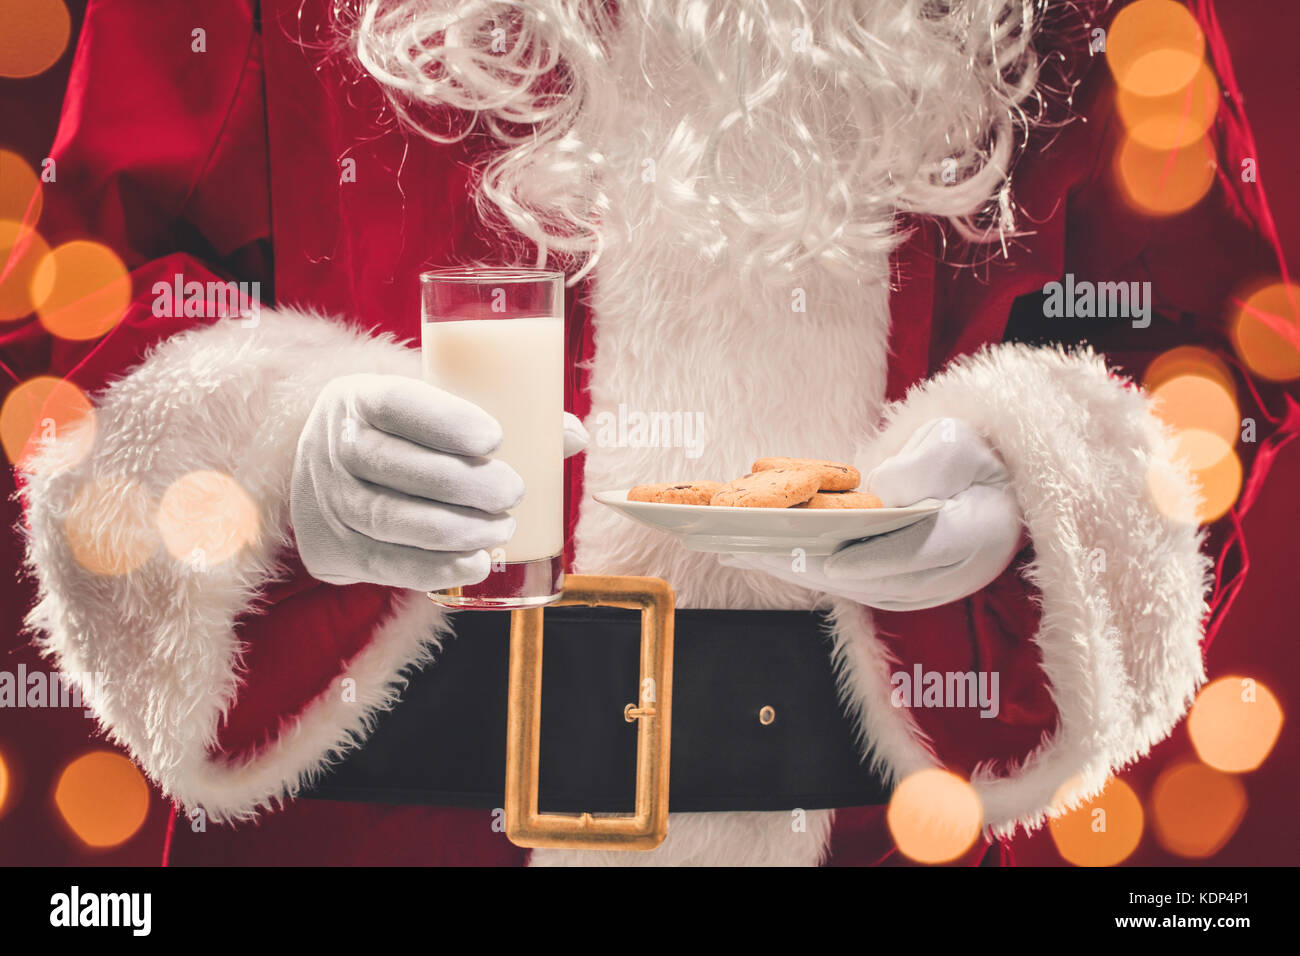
[355,0,1043,278]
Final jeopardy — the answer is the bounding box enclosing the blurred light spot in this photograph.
[0,752,9,819]
[0,0,71,79]
[1189,676,1283,773]
[54,751,149,848]
[157,470,259,566]
[0,150,42,229]
[1169,427,1232,473]
[1151,761,1247,859]
[1118,60,1219,151]
[1147,456,1197,524]
[65,477,158,576]
[1049,778,1144,867]
[0,219,51,322]
[1150,374,1238,452]
[0,375,94,471]
[30,240,131,341]
[886,769,982,864]
[1147,433,1241,525]
[1186,439,1241,522]
[1044,774,1088,816]
[1106,0,1206,97]
[1143,345,1235,396]
[1117,133,1216,216]
[1231,282,1300,383]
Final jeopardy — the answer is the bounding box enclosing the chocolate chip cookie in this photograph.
[628,481,725,505]
[709,469,821,508]
[751,457,860,491]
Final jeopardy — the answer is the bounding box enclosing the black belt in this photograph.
[305,606,893,813]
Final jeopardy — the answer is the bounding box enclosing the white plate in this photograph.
[592,490,944,555]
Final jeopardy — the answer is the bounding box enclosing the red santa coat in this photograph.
[4,0,1292,865]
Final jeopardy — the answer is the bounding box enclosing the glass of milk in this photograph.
[420,268,566,609]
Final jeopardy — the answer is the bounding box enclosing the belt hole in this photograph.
[758,705,775,726]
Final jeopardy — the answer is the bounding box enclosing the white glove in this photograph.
[291,373,588,590]
[719,418,1024,611]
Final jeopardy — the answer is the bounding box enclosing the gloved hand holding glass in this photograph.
[291,268,584,608]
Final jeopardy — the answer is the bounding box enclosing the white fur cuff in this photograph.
[19,309,449,821]
[836,342,1209,836]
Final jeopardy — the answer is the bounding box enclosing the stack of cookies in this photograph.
[628,457,883,509]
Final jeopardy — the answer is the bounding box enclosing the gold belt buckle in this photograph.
[504,574,675,851]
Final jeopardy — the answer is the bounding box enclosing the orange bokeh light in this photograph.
[1150,761,1247,859]
[1143,344,1252,525]
[886,769,983,864]
[0,0,71,79]
[1186,439,1241,523]
[0,149,43,229]
[1147,434,1241,525]
[0,219,52,322]
[1117,60,1219,151]
[65,477,159,576]
[1150,374,1238,453]
[1188,676,1283,773]
[157,470,260,566]
[1168,427,1232,474]
[1143,345,1235,396]
[1117,133,1216,217]
[1106,0,1205,97]
[1049,777,1144,867]
[0,375,95,471]
[1147,457,1196,525]
[54,751,149,848]
[31,240,132,341]
[0,751,9,819]
[1231,282,1300,383]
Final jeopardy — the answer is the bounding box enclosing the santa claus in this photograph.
[8,0,1285,865]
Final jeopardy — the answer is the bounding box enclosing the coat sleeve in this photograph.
[836,343,1208,837]
[19,310,452,822]
[13,1,449,822]
[827,0,1294,837]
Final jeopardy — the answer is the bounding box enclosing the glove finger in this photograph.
[319,536,493,592]
[338,482,517,551]
[341,429,524,514]
[826,483,1018,579]
[351,375,505,457]
[847,564,978,608]
[716,552,792,579]
[563,412,590,458]
[831,484,1023,607]
[853,548,1020,609]
[866,418,1008,505]
[717,550,831,588]
[824,512,956,579]
[858,594,953,613]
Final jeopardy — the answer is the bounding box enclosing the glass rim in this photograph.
[420,267,563,285]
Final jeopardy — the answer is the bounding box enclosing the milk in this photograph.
[421,316,565,563]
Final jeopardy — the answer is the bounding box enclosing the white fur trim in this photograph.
[564,90,897,863]
[19,309,450,822]
[836,343,1210,836]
